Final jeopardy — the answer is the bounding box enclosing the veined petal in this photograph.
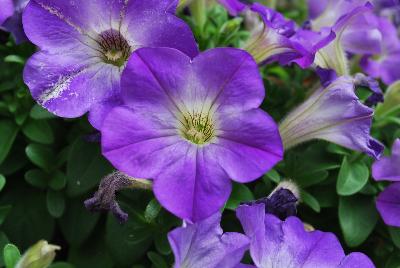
[279,76,384,159]
[236,204,375,268]
[372,139,400,181]
[376,182,400,227]
[168,212,249,268]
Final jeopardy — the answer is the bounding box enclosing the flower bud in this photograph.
[15,240,60,268]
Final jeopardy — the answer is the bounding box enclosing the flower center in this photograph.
[180,111,216,145]
[97,29,131,67]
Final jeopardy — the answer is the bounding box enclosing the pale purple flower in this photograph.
[372,139,400,227]
[168,212,249,268]
[0,0,29,43]
[311,1,382,76]
[279,75,384,159]
[236,203,375,268]
[101,47,283,222]
[361,17,400,85]
[23,0,198,129]
[243,3,335,67]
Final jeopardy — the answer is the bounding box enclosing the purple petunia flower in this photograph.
[279,75,384,159]
[22,0,198,129]
[0,0,29,44]
[372,139,400,227]
[168,212,249,268]
[311,1,382,76]
[236,203,375,268]
[101,47,283,222]
[243,3,335,68]
[361,17,400,85]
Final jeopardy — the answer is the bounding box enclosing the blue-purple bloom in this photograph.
[168,212,249,268]
[361,17,400,85]
[101,47,283,222]
[23,0,198,129]
[0,0,29,43]
[236,203,375,268]
[279,75,384,159]
[310,1,382,76]
[243,3,335,67]
[372,139,400,227]
[218,0,247,16]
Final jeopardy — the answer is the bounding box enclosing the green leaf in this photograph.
[4,55,25,65]
[67,138,113,196]
[144,199,162,223]
[0,205,12,225]
[29,105,56,120]
[59,198,100,247]
[154,234,171,256]
[22,119,54,144]
[263,169,280,184]
[296,170,329,188]
[0,175,5,192]
[46,190,65,218]
[24,169,48,189]
[3,244,21,268]
[49,171,67,191]
[389,227,400,249]
[301,191,320,212]
[25,144,56,171]
[0,120,19,165]
[0,232,9,267]
[106,203,153,266]
[226,183,254,210]
[339,196,378,247]
[147,252,168,268]
[386,252,400,268]
[337,157,369,196]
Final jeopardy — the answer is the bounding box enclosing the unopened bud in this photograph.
[16,240,60,268]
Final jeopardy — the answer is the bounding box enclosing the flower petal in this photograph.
[376,182,400,227]
[338,253,375,268]
[372,139,400,181]
[168,212,249,268]
[0,0,13,25]
[153,146,232,222]
[218,0,247,16]
[212,109,283,182]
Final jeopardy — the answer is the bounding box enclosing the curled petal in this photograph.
[218,0,247,16]
[279,76,384,159]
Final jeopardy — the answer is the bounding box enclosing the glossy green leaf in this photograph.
[66,138,113,196]
[0,232,9,267]
[0,175,5,192]
[46,190,65,218]
[22,119,54,144]
[25,144,56,171]
[24,169,48,189]
[3,244,20,268]
[301,191,320,212]
[147,252,168,268]
[339,196,378,247]
[144,199,161,223]
[29,105,56,120]
[337,157,369,196]
[49,171,67,191]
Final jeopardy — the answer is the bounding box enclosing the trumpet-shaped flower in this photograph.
[243,3,335,68]
[279,75,384,159]
[372,139,400,227]
[168,212,249,268]
[101,47,283,222]
[0,0,29,43]
[236,203,375,268]
[23,0,198,129]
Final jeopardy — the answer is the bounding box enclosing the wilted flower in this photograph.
[23,0,198,129]
[372,139,400,227]
[279,75,384,159]
[16,240,60,268]
[243,3,335,68]
[84,171,152,223]
[0,0,29,44]
[361,17,400,85]
[168,212,249,268]
[236,203,375,268]
[101,47,283,222]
